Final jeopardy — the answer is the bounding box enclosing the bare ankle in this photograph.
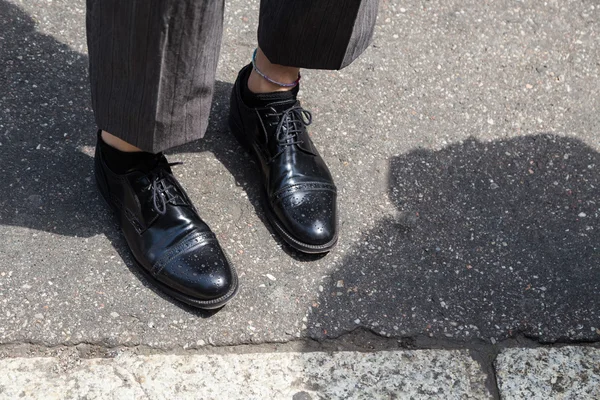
[247,48,300,94]
[101,130,144,152]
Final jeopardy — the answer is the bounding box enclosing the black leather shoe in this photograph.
[94,133,238,309]
[229,64,338,254]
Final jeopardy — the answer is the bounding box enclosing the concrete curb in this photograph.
[1,349,490,399]
[496,347,600,399]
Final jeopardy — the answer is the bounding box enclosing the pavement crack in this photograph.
[0,331,599,359]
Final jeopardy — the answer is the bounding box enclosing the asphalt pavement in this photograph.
[0,0,599,398]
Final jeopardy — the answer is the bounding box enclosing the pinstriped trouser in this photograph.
[86,0,379,153]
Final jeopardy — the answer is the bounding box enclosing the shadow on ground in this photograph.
[0,1,229,237]
[308,134,600,343]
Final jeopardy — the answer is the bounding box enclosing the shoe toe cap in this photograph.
[274,190,338,246]
[158,241,236,301]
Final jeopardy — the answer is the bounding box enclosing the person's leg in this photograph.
[258,0,379,70]
[87,0,225,153]
[230,0,379,254]
[100,131,142,152]
[87,0,238,309]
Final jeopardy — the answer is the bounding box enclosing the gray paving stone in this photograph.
[0,350,491,399]
[495,347,600,399]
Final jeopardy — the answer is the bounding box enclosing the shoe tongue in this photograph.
[132,153,168,174]
[265,99,298,115]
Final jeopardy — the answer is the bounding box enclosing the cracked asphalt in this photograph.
[1,0,599,352]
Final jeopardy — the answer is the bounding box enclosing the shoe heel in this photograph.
[228,107,252,154]
[94,148,117,214]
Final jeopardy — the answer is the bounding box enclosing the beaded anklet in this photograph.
[251,48,301,88]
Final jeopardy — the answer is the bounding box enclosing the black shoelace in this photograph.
[149,160,185,215]
[265,104,312,162]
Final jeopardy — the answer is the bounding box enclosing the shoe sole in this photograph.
[228,115,338,254]
[94,159,239,310]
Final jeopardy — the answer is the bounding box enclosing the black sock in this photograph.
[99,135,158,174]
[241,66,299,108]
